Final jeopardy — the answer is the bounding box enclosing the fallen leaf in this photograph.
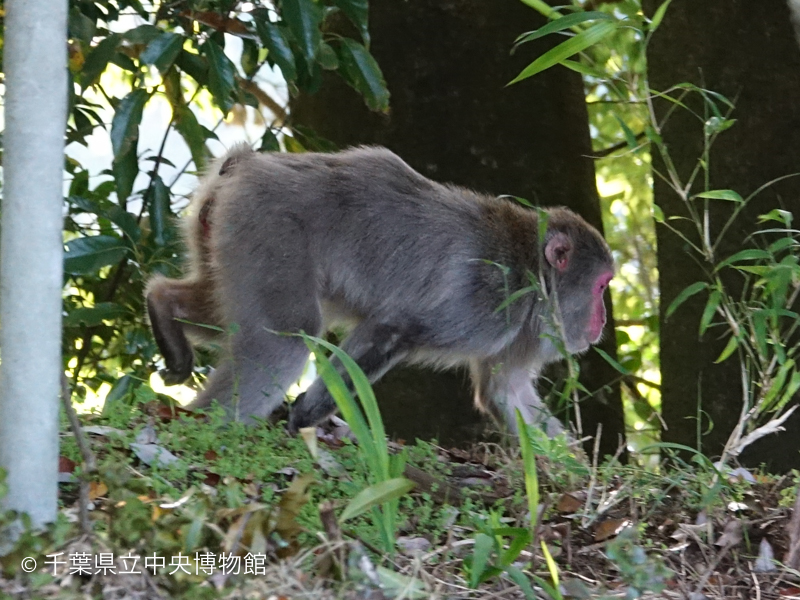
[88,481,108,501]
[754,537,776,573]
[557,492,584,514]
[594,518,631,542]
[130,442,180,467]
[715,520,743,548]
[59,456,76,473]
[397,536,432,556]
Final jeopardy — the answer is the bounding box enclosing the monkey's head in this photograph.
[542,210,614,355]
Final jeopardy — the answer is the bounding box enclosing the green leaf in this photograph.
[757,208,793,226]
[241,38,260,78]
[470,533,494,588]
[123,24,160,45]
[64,302,127,327]
[281,0,323,62]
[202,39,236,113]
[254,14,297,82]
[336,39,390,112]
[318,42,339,70]
[514,11,613,47]
[714,336,738,364]
[105,205,141,243]
[699,290,720,336]
[112,145,139,204]
[375,567,427,600]
[260,128,281,152]
[506,565,538,600]
[64,235,128,275]
[333,0,370,45]
[110,89,149,159]
[148,175,172,248]
[694,189,744,203]
[560,58,609,79]
[594,347,631,375]
[510,20,617,84]
[339,478,415,522]
[716,248,773,271]
[517,0,561,19]
[81,34,120,88]
[665,281,708,319]
[103,375,135,411]
[648,0,673,32]
[174,105,209,171]
[175,49,209,85]
[140,32,184,74]
[615,115,639,149]
[516,413,540,537]
[498,527,532,567]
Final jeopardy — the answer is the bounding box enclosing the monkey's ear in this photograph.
[544,232,572,272]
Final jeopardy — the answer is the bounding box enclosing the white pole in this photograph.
[0,0,68,526]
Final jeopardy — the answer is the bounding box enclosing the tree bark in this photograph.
[293,0,625,455]
[646,0,800,471]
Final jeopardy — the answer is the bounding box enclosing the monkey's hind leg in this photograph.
[193,331,313,422]
[146,276,217,385]
[288,322,414,432]
[472,361,565,437]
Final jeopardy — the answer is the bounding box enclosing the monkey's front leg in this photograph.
[472,361,565,437]
[288,322,413,432]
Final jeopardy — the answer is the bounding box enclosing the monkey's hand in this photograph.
[159,365,192,386]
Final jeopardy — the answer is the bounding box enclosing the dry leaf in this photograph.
[594,518,631,542]
[89,481,108,501]
[557,492,584,514]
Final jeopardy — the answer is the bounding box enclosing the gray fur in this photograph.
[145,145,614,434]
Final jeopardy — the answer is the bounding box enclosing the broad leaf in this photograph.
[81,34,120,88]
[110,88,149,159]
[202,39,236,112]
[336,39,390,112]
[112,145,139,203]
[64,235,129,275]
[140,32,184,74]
[254,14,297,82]
[174,105,209,170]
[148,175,172,248]
[281,0,323,62]
[333,0,369,45]
[64,302,127,327]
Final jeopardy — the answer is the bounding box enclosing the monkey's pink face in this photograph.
[587,271,613,344]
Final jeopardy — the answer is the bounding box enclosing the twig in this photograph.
[60,374,97,535]
[784,483,800,569]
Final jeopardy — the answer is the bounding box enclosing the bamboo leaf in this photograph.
[514,11,613,47]
[665,282,708,319]
[694,189,744,203]
[510,21,617,84]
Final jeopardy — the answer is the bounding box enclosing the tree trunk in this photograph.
[0,0,68,527]
[293,0,625,455]
[647,0,800,471]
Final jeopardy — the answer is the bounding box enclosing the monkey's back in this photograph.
[200,146,536,354]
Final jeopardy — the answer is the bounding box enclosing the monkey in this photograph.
[145,144,614,436]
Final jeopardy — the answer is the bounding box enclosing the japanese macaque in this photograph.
[145,145,614,436]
